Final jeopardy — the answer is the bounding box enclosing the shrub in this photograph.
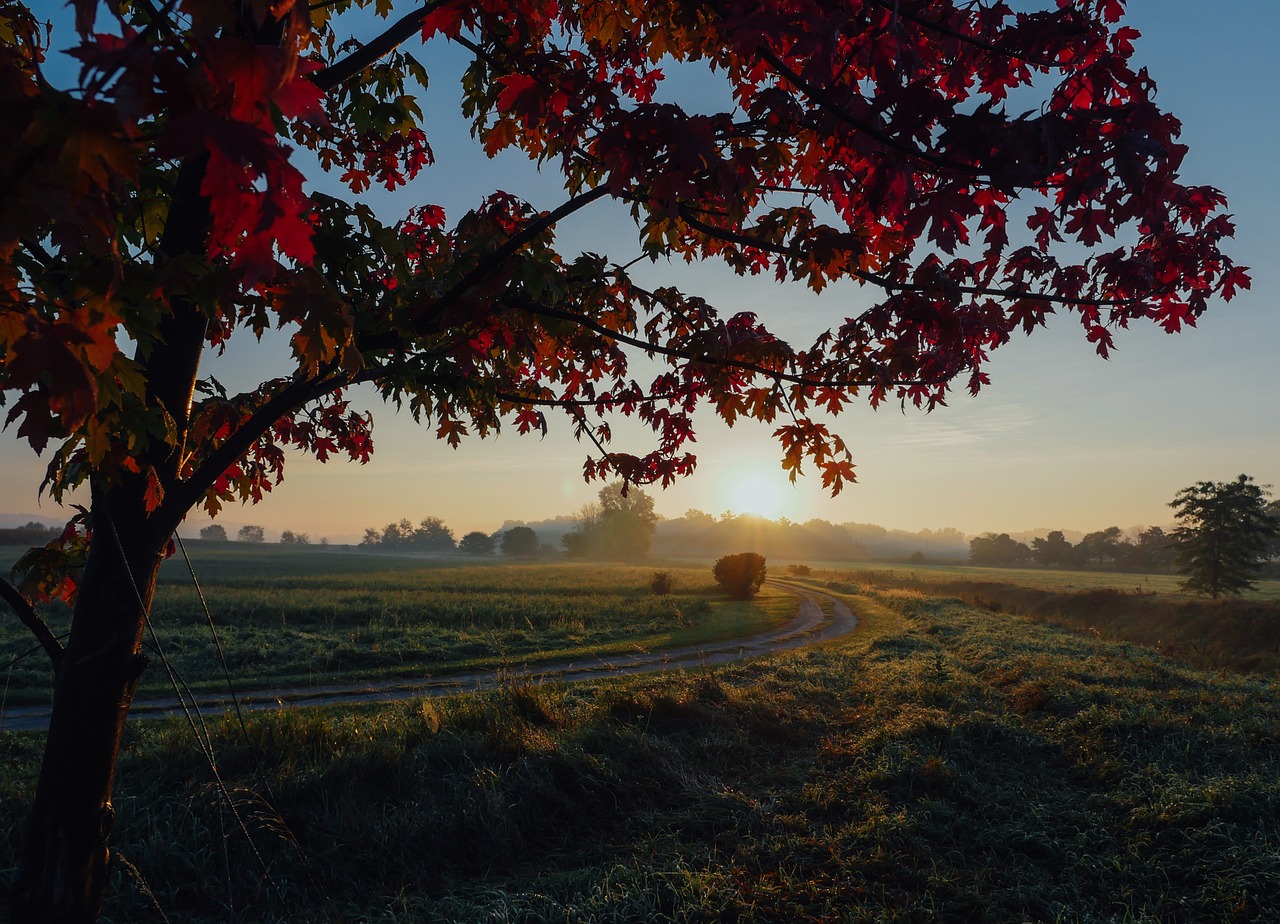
[649,571,675,596]
[713,553,766,599]
[787,564,811,576]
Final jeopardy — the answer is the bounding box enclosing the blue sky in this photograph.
[2,0,1277,543]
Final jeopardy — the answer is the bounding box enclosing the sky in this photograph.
[2,0,1277,544]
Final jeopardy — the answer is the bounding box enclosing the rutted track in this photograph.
[0,581,857,732]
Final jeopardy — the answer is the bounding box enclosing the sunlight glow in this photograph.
[731,472,784,519]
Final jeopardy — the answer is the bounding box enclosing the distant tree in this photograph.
[412,517,456,552]
[1072,526,1130,569]
[714,553,768,600]
[561,502,601,558]
[1125,526,1175,572]
[1171,475,1280,597]
[1267,500,1280,560]
[363,517,454,550]
[458,531,496,556]
[1030,530,1073,567]
[280,531,311,545]
[237,525,265,543]
[381,518,415,547]
[198,524,227,542]
[562,482,658,560]
[682,509,715,526]
[969,533,1031,566]
[501,526,540,558]
[0,522,60,546]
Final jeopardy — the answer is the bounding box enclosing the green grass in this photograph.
[3,584,1277,922]
[831,558,1280,601]
[810,568,1280,678]
[0,549,791,705]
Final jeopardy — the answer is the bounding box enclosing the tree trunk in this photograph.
[10,493,168,924]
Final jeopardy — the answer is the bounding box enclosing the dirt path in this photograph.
[0,581,857,732]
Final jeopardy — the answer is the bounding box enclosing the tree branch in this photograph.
[425,185,612,317]
[312,0,449,92]
[729,23,980,178]
[521,301,912,390]
[865,0,1063,70]
[676,204,1133,310]
[159,373,354,526]
[0,575,63,669]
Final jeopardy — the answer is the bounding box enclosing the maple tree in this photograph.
[0,0,1247,918]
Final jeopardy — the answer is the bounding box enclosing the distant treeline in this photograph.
[0,521,59,546]
[497,509,971,562]
[970,527,1176,571]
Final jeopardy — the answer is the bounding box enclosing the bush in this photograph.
[713,553,766,599]
[649,571,675,596]
[787,564,811,576]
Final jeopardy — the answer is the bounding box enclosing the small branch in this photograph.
[312,0,449,92]
[425,185,612,317]
[0,576,63,669]
[865,0,1063,70]
[744,30,980,178]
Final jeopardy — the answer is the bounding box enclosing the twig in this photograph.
[0,576,63,669]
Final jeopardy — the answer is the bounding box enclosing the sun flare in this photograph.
[731,472,784,519]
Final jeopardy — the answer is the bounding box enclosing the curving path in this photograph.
[0,581,857,732]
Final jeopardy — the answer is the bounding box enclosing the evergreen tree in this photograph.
[1170,475,1279,597]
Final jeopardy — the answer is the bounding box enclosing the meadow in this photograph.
[0,547,792,707]
[2,578,1277,921]
[834,558,1280,601]
[816,565,1280,677]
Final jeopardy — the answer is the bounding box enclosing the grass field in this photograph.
[2,580,1277,921]
[831,558,1280,601]
[0,547,793,706]
[807,566,1280,678]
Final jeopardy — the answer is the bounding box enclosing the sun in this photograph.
[731,472,784,519]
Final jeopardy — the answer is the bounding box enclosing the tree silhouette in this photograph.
[236,524,265,543]
[501,526,540,557]
[458,531,496,555]
[1170,475,1279,598]
[562,481,658,560]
